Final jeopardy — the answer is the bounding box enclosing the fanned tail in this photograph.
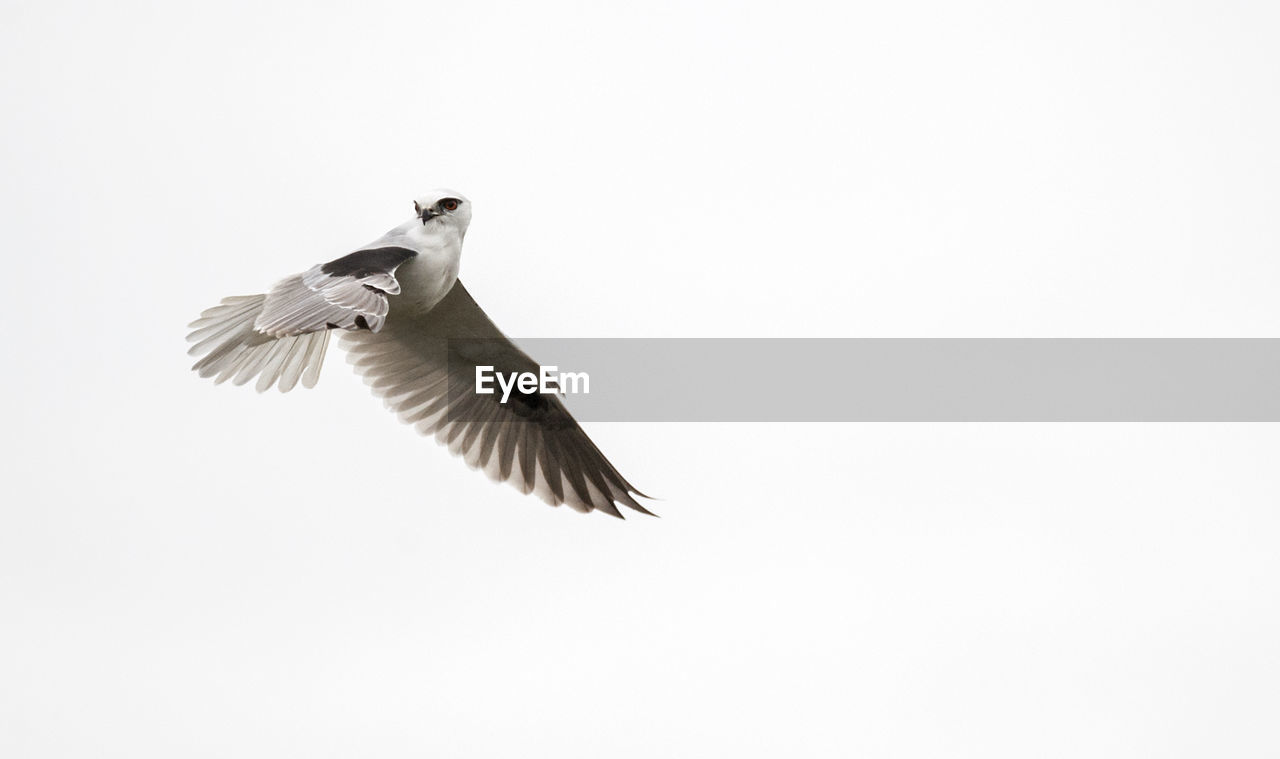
[187,295,330,392]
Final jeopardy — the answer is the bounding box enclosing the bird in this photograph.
[186,189,651,518]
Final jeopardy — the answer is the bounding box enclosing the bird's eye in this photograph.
[441,198,459,211]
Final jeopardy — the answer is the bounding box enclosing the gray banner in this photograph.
[446,339,1280,421]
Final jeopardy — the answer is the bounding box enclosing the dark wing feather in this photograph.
[341,280,652,517]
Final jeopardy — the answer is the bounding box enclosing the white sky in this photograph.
[2,1,1279,756]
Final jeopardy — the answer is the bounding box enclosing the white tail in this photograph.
[187,295,330,392]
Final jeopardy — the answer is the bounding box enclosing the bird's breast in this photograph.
[393,243,462,315]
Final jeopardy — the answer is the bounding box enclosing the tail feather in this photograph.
[188,295,330,392]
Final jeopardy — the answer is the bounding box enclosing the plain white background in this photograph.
[2,1,1279,756]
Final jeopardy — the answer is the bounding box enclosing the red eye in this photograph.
[442,198,459,211]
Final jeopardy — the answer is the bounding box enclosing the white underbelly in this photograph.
[393,250,461,316]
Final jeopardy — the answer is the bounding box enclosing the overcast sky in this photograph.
[2,1,1279,757]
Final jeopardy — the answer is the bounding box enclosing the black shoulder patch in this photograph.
[320,246,416,279]
[353,314,370,330]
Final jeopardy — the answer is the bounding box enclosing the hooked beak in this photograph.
[420,208,440,225]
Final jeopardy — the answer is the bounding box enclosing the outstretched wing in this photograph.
[188,246,416,392]
[255,246,417,336]
[341,280,652,518]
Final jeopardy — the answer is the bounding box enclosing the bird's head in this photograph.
[413,189,472,237]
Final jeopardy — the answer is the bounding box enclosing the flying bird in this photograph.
[187,190,651,518]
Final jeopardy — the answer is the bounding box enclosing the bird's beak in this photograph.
[420,208,440,225]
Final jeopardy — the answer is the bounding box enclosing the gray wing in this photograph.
[341,280,653,518]
[255,246,417,336]
[187,246,416,392]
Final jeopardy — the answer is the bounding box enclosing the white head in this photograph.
[413,189,472,239]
